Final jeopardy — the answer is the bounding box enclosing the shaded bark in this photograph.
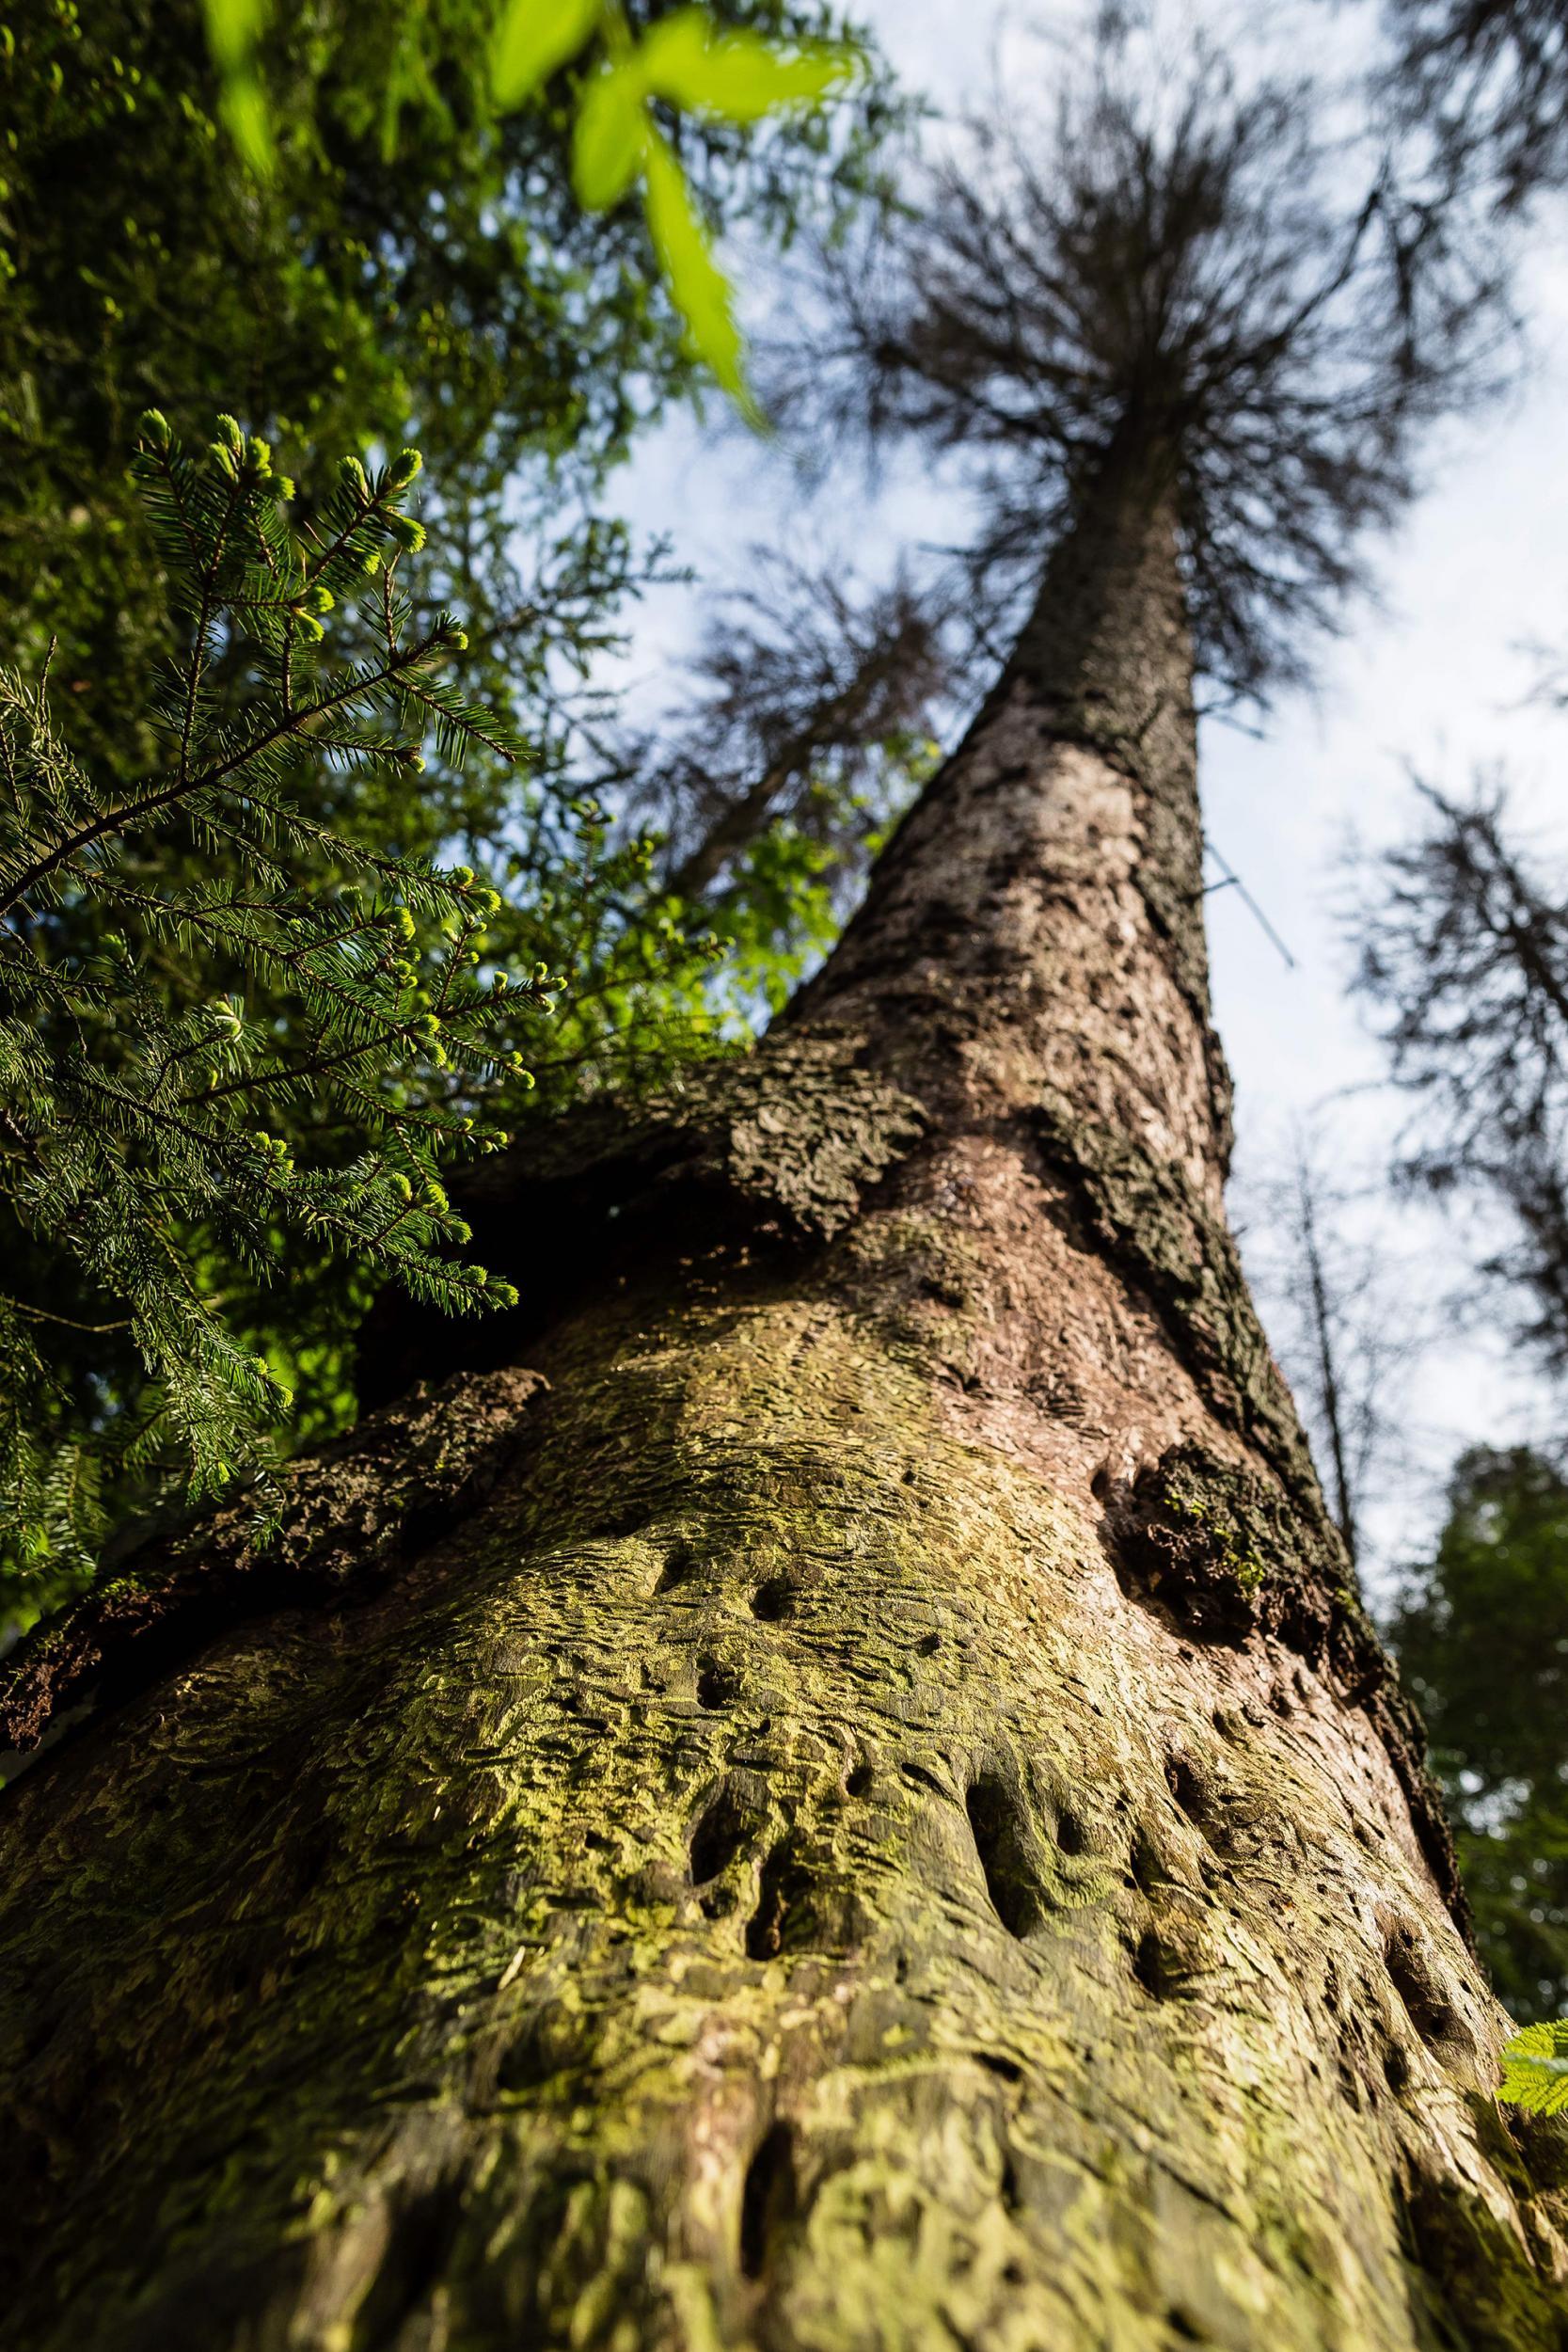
[3,439,1567,2351]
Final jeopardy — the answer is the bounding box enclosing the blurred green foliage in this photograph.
[1391,1446,1568,2022]
[198,0,862,413]
[488,1,858,414]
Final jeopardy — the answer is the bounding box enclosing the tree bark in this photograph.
[4,439,1567,2352]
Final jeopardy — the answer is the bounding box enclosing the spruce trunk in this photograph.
[4,444,1566,2351]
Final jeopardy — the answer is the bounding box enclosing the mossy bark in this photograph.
[5,445,1568,2350]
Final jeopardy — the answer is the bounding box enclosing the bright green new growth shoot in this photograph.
[0,412,546,1581]
[1499,2021,1568,2115]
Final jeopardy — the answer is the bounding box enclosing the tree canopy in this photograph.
[777,31,1505,705]
[1354,781,1568,1375]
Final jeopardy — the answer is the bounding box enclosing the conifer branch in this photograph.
[0,409,540,1581]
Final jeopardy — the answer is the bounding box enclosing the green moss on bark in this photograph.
[0,1366,546,1765]
[0,1282,1559,2347]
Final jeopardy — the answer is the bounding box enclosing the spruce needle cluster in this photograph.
[0,412,558,1581]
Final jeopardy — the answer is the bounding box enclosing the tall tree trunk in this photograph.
[4,440,1566,2352]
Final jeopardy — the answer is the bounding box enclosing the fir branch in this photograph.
[0,409,536,1583]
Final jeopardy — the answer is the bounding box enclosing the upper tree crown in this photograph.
[781,28,1506,707]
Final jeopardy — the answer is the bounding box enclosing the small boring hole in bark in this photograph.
[1055,1808,1087,1856]
[738,2122,798,2281]
[751,1575,796,1623]
[495,1998,593,2095]
[655,1543,696,1595]
[592,1498,655,1540]
[350,2180,466,2351]
[1165,2308,1203,2343]
[495,2024,548,2097]
[1132,1931,1172,2000]
[846,1761,873,1799]
[1384,2042,1412,2096]
[746,1838,808,1961]
[1384,1928,1461,2053]
[1164,1755,1211,1832]
[689,1780,763,1888]
[212,1936,277,2011]
[273,1818,336,1909]
[1129,1826,1163,1896]
[966,1774,1043,1940]
[1091,1462,1113,1502]
[696,1657,740,1710]
[977,2048,1024,2085]
[916,1630,941,1656]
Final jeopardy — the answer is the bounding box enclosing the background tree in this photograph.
[1392,1443,1568,2020]
[1347,765,1568,2041]
[1235,1130,1426,1568]
[1354,778,1568,1373]
[637,551,950,901]
[2,32,1561,2347]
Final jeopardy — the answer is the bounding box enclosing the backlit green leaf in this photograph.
[202,0,275,175]
[202,0,267,71]
[642,130,760,423]
[641,7,855,122]
[219,72,275,177]
[572,61,648,209]
[1498,2021,1568,2114]
[490,0,602,113]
